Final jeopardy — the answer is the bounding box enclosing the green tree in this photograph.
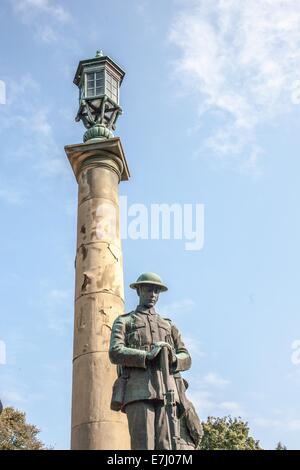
[0,406,46,450]
[199,416,262,450]
[275,441,287,450]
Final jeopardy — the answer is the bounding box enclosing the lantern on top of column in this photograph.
[74,50,125,142]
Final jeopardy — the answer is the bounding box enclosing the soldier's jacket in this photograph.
[109,305,191,408]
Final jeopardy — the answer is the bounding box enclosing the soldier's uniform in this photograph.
[109,304,194,449]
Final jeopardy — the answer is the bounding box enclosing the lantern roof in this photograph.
[73,51,125,87]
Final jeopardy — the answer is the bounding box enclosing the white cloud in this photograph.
[253,416,300,431]
[1,389,26,404]
[187,384,246,419]
[10,0,71,43]
[8,75,40,106]
[187,388,217,415]
[0,186,24,205]
[217,400,245,416]
[37,25,58,43]
[43,287,73,334]
[159,298,195,316]
[169,0,300,173]
[137,0,148,15]
[203,372,230,387]
[0,340,6,365]
[45,309,72,335]
[11,0,71,23]
[34,157,68,178]
[187,370,243,419]
[0,80,6,105]
[136,0,156,34]
[253,417,281,428]
[31,111,53,136]
[0,75,69,180]
[157,299,206,357]
[64,199,77,217]
[48,289,71,301]
[184,335,206,358]
[287,419,300,430]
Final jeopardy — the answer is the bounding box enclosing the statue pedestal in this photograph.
[65,138,130,450]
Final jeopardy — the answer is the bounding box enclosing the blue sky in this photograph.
[0,0,300,450]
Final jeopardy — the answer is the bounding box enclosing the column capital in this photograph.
[65,137,130,183]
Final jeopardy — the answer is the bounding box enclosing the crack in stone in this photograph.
[107,243,118,261]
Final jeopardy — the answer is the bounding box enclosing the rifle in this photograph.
[159,346,181,450]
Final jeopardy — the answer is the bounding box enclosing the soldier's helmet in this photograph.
[129,272,168,292]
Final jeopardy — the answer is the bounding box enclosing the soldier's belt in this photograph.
[128,344,155,351]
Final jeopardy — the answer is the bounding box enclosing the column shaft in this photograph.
[65,140,130,450]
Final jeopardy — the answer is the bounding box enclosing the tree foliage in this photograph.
[0,406,285,450]
[199,416,262,450]
[0,407,46,450]
[275,441,287,450]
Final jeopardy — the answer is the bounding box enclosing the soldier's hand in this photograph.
[146,344,162,362]
[154,342,177,365]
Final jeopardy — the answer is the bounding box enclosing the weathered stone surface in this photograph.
[71,421,129,451]
[73,293,123,359]
[65,138,130,182]
[78,166,119,206]
[72,352,123,426]
[65,140,130,450]
[76,197,121,247]
[75,242,123,301]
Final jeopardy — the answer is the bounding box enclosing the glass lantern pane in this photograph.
[104,71,119,103]
[86,89,94,97]
[85,69,107,97]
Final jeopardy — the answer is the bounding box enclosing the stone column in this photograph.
[65,137,130,450]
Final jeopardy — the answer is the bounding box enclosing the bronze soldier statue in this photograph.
[109,272,203,450]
